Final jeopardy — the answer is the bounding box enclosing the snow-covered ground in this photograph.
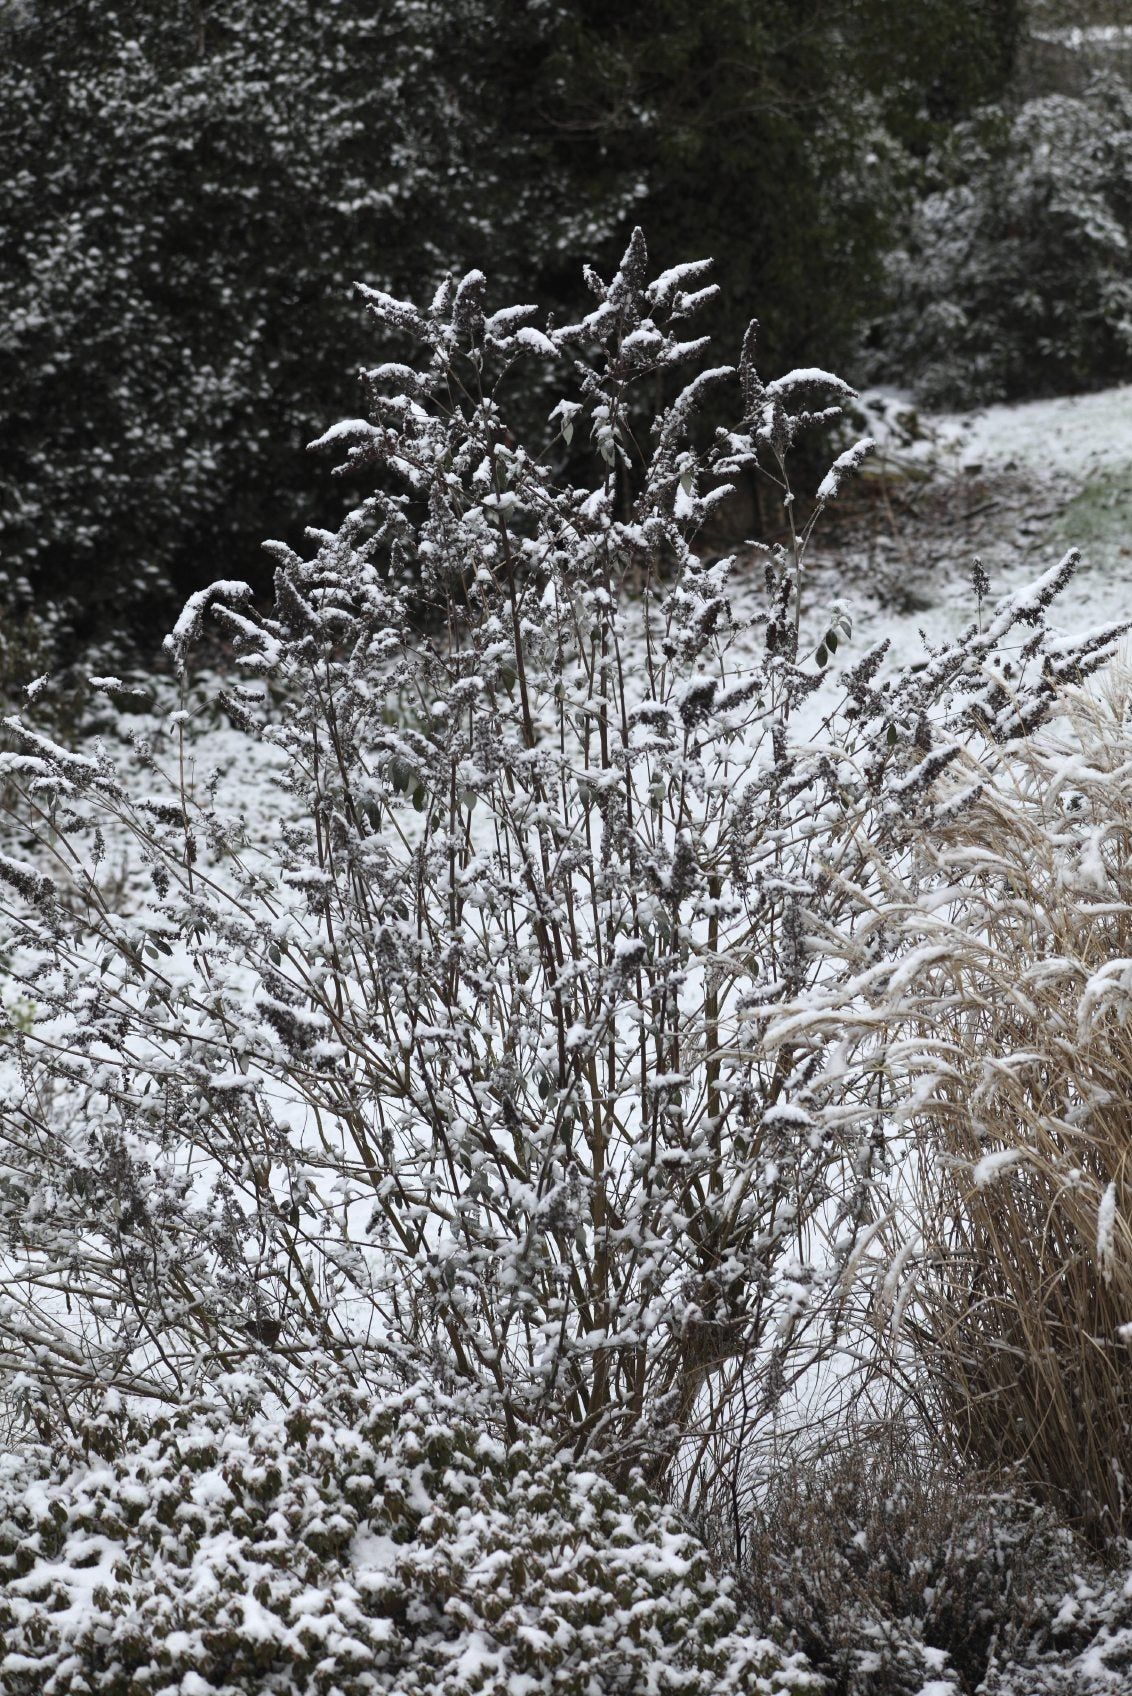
[938,382,1132,483]
[946,386,1132,617]
[788,383,1132,666]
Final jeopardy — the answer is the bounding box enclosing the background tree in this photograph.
[537,0,1023,369]
[0,1,549,643]
[0,0,1024,658]
[875,69,1132,405]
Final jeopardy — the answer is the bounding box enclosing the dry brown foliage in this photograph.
[887,674,1132,1543]
[739,1424,1072,1696]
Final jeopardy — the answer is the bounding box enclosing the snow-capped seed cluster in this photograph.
[0,1374,816,1696]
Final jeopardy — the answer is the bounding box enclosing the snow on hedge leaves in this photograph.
[0,1376,815,1696]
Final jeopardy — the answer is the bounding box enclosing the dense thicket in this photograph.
[0,0,1021,648]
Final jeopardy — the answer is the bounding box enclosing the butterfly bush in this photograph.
[0,231,1123,1501]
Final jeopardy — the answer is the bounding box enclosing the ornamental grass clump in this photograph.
[877,677,1132,1544]
[0,230,1122,1504]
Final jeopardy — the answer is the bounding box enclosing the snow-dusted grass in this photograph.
[932,383,1132,616]
[876,675,1132,1544]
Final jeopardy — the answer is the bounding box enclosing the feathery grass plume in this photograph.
[883,671,1132,1543]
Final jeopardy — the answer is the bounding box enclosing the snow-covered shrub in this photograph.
[877,676,1132,1542]
[876,75,1132,405]
[0,0,640,638]
[742,1432,1076,1696]
[0,233,1121,1497]
[0,1370,816,1696]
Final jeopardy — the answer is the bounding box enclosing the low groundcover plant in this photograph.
[0,1370,817,1696]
